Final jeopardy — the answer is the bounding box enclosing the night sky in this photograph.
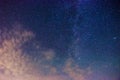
[0,0,120,80]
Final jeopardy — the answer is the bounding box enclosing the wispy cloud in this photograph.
[0,23,115,80]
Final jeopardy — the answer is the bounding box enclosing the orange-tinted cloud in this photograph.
[0,23,91,80]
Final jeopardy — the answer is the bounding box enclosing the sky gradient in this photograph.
[0,0,120,80]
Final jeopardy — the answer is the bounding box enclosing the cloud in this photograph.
[63,58,90,80]
[0,23,91,80]
[41,49,55,60]
[0,24,35,75]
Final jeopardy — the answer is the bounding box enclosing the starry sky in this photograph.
[0,0,120,80]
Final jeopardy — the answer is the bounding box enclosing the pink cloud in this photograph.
[0,23,106,80]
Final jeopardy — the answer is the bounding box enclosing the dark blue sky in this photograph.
[0,0,120,80]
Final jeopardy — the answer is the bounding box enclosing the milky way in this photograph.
[0,0,120,80]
